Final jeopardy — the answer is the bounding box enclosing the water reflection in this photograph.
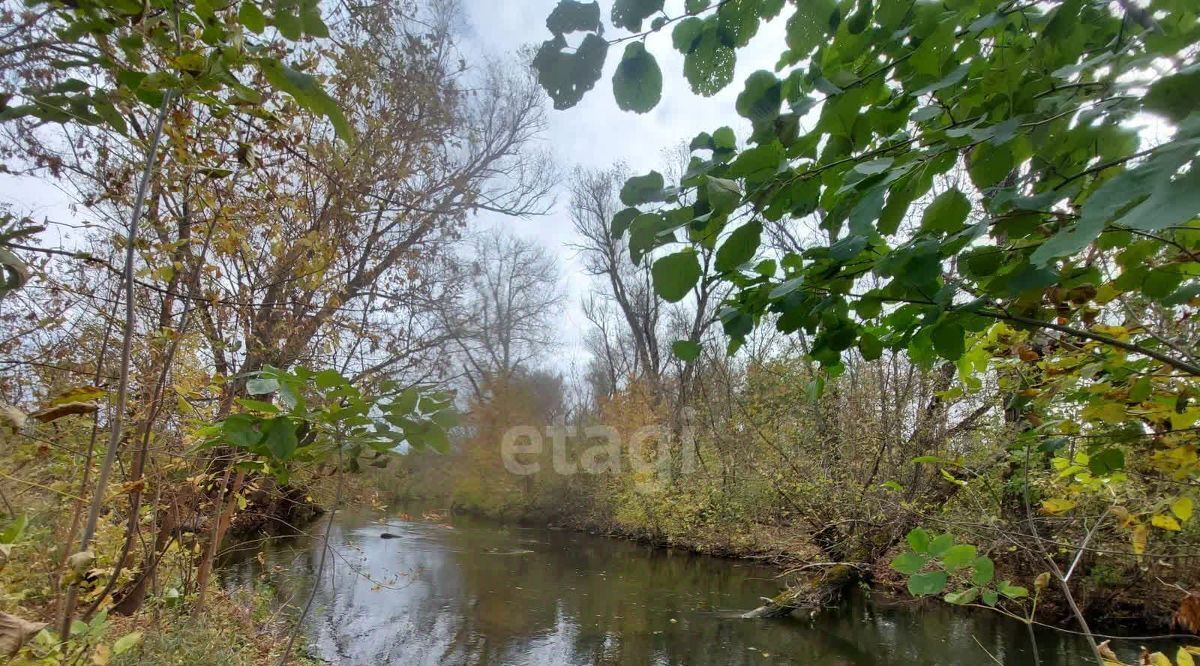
[220,511,1170,665]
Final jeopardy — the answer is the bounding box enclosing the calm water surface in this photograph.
[220,510,1174,665]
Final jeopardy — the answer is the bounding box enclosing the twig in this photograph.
[1022,442,1103,665]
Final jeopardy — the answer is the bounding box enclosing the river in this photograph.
[220,509,1175,664]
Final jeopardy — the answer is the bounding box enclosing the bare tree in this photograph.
[568,161,726,411]
[568,165,664,384]
[441,230,565,398]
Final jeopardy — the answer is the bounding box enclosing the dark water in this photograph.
[220,510,1175,665]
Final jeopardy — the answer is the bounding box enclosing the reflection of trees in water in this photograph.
[220,512,1106,665]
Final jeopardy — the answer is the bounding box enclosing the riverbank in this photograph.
[376,472,1193,637]
[547,508,1191,634]
[216,506,1150,664]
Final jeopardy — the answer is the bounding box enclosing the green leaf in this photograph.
[715,221,762,271]
[245,377,280,395]
[300,6,328,38]
[682,18,736,96]
[727,141,783,178]
[944,588,979,605]
[547,0,601,34]
[971,556,995,586]
[672,340,702,362]
[621,171,666,205]
[1040,143,1200,268]
[717,0,769,47]
[906,527,931,553]
[907,571,948,596]
[998,581,1029,599]
[890,551,927,575]
[314,369,346,389]
[915,62,970,96]
[611,207,640,237]
[275,9,301,39]
[235,398,279,413]
[611,0,664,31]
[1143,269,1182,300]
[921,189,970,234]
[113,631,143,655]
[238,2,266,34]
[220,414,263,449]
[735,70,782,124]
[652,250,701,302]
[968,142,1014,190]
[785,0,837,57]
[857,331,883,360]
[931,321,965,361]
[962,246,1003,278]
[1128,376,1152,402]
[707,176,741,212]
[628,213,670,263]
[613,42,662,113]
[982,589,999,606]
[1088,448,1125,475]
[533,33,609,110]
[260,58,353,142]
[0,515,28,544]
[262,416,298,460]
[928,533,954,557]
[941,544,977,569]
[1144,65,1200,123]
[712,126,736,150]
[672,16,706,51]
[805,375,825,401]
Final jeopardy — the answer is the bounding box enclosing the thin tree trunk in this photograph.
[62,89,175,629]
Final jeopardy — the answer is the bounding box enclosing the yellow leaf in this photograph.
[1092,324,1129,339]
[48,385,106,406]
[1147,652,1170,666]
[1094,284,1120,304]
[1178,647,1196,666]
[1172,497,1194,522]
[1112,506,1138,528]
[1083,400,1129,424]
[1041,498,1077,515]
[1132,524,1148,557]
[91,643,111,665]
[1171,408,1200,431]
[1035,572,1052,592]
[1152,514,1182,531]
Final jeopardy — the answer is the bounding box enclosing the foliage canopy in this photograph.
[534,0,1200,634]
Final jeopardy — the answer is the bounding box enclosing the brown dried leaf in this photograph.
[1098,640,1119,662]
[0,611,46,657]
[1177,593,1200,634]
[31,401,99,422]
[0,403,26,432]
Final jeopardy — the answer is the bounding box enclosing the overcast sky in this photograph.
[461,0,786,371]
[0,1,790,377]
